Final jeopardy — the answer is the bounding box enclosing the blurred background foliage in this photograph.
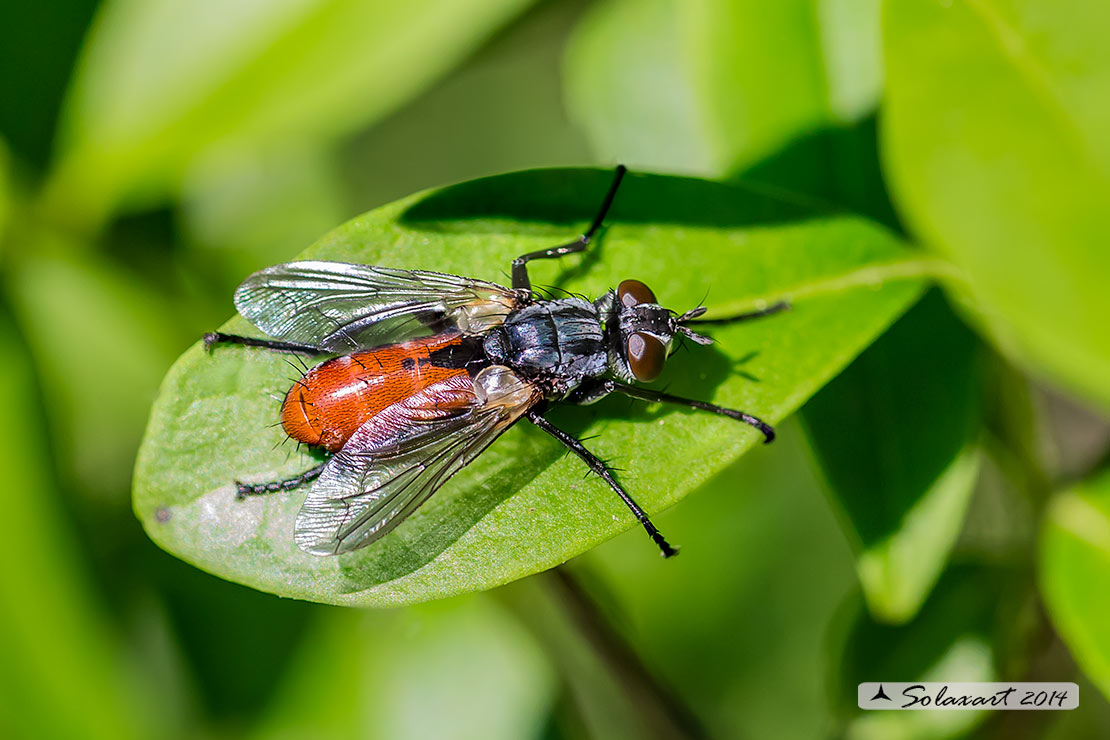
[0,0,1108,738]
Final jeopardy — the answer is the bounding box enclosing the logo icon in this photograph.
[870,684,892,702]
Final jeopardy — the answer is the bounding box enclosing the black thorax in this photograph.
[482,298,608,397]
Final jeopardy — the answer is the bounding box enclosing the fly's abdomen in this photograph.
[280,356,375,452]
[280,333,480,451]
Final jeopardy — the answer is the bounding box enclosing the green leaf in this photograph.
[44,0,534,229]
[250,597,554,740]
[0,305,152,740]
[802,291,983,623]
[7,247,184,501]
[134,168,930,606]
[1040,468,1110,700]
[0,139,9,241]
[337,0,598,210]
[837,567,1003,739]
[563,0,882,176]
[181,145,348,284]
[882,0,1110,411]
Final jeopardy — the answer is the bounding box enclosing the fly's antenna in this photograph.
[673,306,713,345]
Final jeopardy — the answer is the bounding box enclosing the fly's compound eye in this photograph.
[627,332,666,382]
[618,279,657,308]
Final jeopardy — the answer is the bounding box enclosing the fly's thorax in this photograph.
[481,325,511,365]
[486,298,607,396]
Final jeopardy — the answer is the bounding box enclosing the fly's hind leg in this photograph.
[511,165,627,293]
[235,461,327,500]
[204,332,327,356]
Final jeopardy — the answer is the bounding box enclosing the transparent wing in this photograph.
[234,260,519,351]
[294,368,540,555]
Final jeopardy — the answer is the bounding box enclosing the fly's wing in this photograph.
[235,260,520,351]
[294,367,540,555]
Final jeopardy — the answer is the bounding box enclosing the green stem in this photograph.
[498,566,708,740]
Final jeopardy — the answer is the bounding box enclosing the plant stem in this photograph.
[499,566,709,740]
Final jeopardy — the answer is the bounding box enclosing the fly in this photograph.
[204,166,788,557]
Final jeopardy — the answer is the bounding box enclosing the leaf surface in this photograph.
[1041,468,1110,700]
[802,290,983,623]
[134,168,928,606]
[563,0,882,176]
[883,0,1110,409]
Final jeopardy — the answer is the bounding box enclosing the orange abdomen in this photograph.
[281,333,475,452]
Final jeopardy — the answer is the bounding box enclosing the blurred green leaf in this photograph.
[1040,468,1110,700]
[563,0,882,176]
[134,168,930,606]
[338,0,596,208]
[250,596,554,740]
[572,420,859,740]
[837,567,1007,740]
[0,304,152,740]
[853,449,979,621]
[503,570,708,739]
[181,145,347,282]
[882,0,1110,410]
[44,0,535,229]
[0,138,9,242]
[847,641,992,740]
[152,558,319,723]
[802,291,983,623]
[7,246,183,501]
[1041,674,1110,740]
[0,0,98,169]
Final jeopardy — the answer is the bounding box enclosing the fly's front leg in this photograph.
[511,165,627,293]
[204,332,327,356]
[608,381,775,443]
[564,378,615,405]
[527,409,677,557]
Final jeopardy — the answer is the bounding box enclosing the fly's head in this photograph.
[605,279,713,383]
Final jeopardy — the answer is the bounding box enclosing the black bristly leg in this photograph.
[563,378,614,405]
[605,380,776,443]
[511,165,627,293]
[235,462,326,500]
[204,331,328,356]
[526,409,678,558]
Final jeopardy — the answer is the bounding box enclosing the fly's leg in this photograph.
[606,381,775,443]
[511,165,627,293]
[574,379,775,442]
[235,462,327,500]
[564,378,614,405]
[526,409,678,558]
[206,334,330,498]
[204,332,327,356]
